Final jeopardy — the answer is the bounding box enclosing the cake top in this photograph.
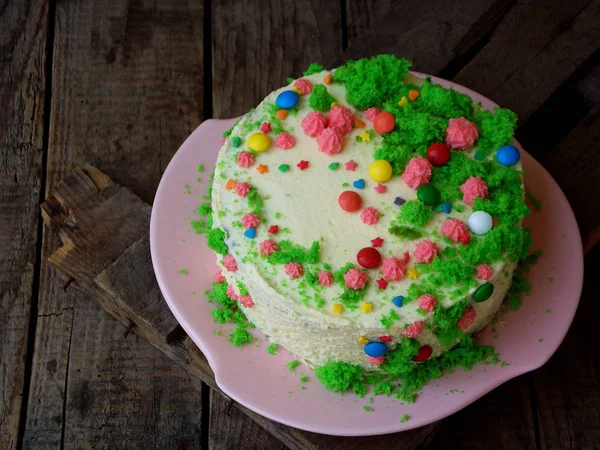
[208,55,530,340]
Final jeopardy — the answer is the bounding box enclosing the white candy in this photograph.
[468,211,493,235]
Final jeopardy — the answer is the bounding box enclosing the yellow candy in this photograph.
[359,301,374,314]
[357,336,369,344]
[247,132,271,152]
[369,160,393,183]
[332,303,344,314]
[407,268,419,279]
[291,86,302,95]
[398,96,408,107]
[330,102,340,109]
[360,130,371,142]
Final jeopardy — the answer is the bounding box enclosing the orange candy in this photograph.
[276,109,288,120]
[256,164,268,174]
[354,118,366,128]
[338,191,362,212]
[225,179,236,190]
[324,73,332,84]
[373,111,396,134]
[409,89,420,101]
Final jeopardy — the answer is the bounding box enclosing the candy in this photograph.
[354,118,366,128]
[364,341,388,358]
[323,73,332,84]
[244,227,256,239]
[277,109,288,120]
[441,218,470,244]
[268,225,279,234]
[373,111,396,134]
[332,303,344,314]
[248,132,271,152]
[294,78,313,95]
[457,308,476,330]
[225,179,236,190]
[291,86,302,95]
[353,178,365,189]
[409,89,420,101]
[369,159,393,183]
[256,164,268,174]
[278,164,290,172]
[261,122,271,133]
[392,296,404,307]
[338,191,362,212]
[374,183,387,193]
[376,278,388,289]
[426,142,450,166]
[359,301,374,313]
[442,202,452,214]
[407,268,419,279]
[231,136,241,147]
[276,90,300,109]
[394,197,406,206]
[417,184,441,205]
[468,210,493,235]
[297,160,309,170]
[360,207,379,225]
[379,335,392,342]
[357,336,369,344]
[496,144,520,166]
[359,130,371,141]
[328,162,340,170]
[345,160,358,171]
[357,247,382,269]
[412,345,433,362]
[474,282,494,302]
[398,96,408,107]
[371,237,384,247]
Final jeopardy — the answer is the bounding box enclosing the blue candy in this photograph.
[276,90,299,109]
[353,179,365,189]
[364,341,388,358]
[244,227,256,239]
[496,145,520,166]
[392,296,404,307]
[442,202,452,214]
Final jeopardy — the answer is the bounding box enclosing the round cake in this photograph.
[205,55,531,376]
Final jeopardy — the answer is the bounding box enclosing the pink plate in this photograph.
[150,74,584,436]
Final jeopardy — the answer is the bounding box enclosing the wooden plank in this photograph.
[0,1,49,448]
[454,0,600,122]
[23,0,205,447]
[534,248,600,449]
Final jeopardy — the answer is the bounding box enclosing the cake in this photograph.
[199,55,532,398]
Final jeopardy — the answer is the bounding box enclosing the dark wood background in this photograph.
[1,0,599,449]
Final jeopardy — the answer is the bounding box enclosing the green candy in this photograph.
[329,162,340,171]
[474,282,494,302]
[417,184,441,206]
[278,164,290,172]
[231,136,242,147]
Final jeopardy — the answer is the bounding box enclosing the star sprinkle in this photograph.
[328,162,340,170]
[256,164,268,174]
[359,301,374,313]
[407,268,419,279]
[379,335,392,342]
[374,183,387,194]
[225,179,237,190]
[398,96,408,107]
[357,336,369,344]
[394,197,406,206]
[371,237,384,247]
[297,160,309,170]
[261,122,271,133]
[354,118,366,128]
[345,160,358,171]
[376,278,388,289]
[359,130,371,142]
[332,303,344,314]
[268,225,279,234]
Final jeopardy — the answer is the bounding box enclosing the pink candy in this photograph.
[401,156,432,189]
[360,207,380,225]
[364,107,381,122]
[402,322,425,338]
[226,284,238,300]
[414,240,439,264]
[477,264,494,280]
[223,254,237,272]
[301,112,327,137]
[418,294,437,312]
[441,218,470,244]
[241,213,260,229]
[239,295,255,308]
[275,132,295,149]
[294,78,313,95]
[457,308,477,330]
[318,270,334,287]
[344,268,368,290]
[327,105,354,135]
[284,262,304,278]
[261,122,271,133]
[460,176,489,205]
[445,117,479,150]
[367,356,385,366]
[345,160,358,171]
[259,240,278,256]
[237,151,255,168]
[235,182,251,197]
[214,271,226,283]
[380,257,406,282]
[316,128,345,155]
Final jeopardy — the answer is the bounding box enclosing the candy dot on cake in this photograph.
[417,184,441,205]
[412,345,433,362]
[496,144,521,166]
[369,159,393,182]
[468,211,493,235]
[474,282,494,302]
[373,111,395,134]
[392,296,404,307]
[364,341,388,358]
[276,90,299,109]
[357,247,382,269]
[338,190,362,212]
[426,142,450,166]
[247,132,271,152]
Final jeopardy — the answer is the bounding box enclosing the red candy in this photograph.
[412,345,433,362]
[426,142,450,166]
[357,247,381,269]
[373,111,396,134]
[338,191,362,212]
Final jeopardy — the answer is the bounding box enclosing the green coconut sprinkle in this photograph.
[473,107,518,157]
[303,62,324,76]
[309,84,336,112]
[418,77,474,119]
[247,189,264,216]
[315,361,366,397]
[207,228,228,255]
[380,309,400,330]
[399,200,432,227]
[267,240,320,264]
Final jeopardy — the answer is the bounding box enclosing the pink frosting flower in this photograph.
[414,240,439,264]
[223,254,237,272]
[364,107,381,122]
[318,270,334,286]
[259,240,278,256]
[226,284,238,300]
[418,294,437,312]
[327,105,354,135]
[460,176,489,205]
[239,295,254,308]
[316,128,345,155]
[275,132,295,149]
[235,182,252,197]
[380,257,406,282]
[214,271,226,283]
[477,264,494,280]
[284,262,304,278]
[241,213,260,229]
[367,356,385,366]
[294,78,313,95]
[344,267,368,290]
[457,308,477,330]
[301,111,328,137]
[441,218,470,244]
[237,151,255,168]
[401,156,432,189]
[402,322,425,338]
[360,207,380,225]
[445,117,479,150]
[261,122,271,133]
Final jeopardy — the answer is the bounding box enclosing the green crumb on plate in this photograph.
[545,309,551,314]
[363,406,373,412]
[329,162,340,170]
[300,386,306,390]
[300,375,308,382]
[287,360,300,371]
[267,343,278,355]
[400,414,409,423]
[526,191,543,211]
[229,325,253,346]
[179,268,188,275]
[197,164,204,172]
[184,184,191,194]
[538,338,544,342]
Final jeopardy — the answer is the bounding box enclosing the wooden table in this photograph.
[2,1,599,448]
